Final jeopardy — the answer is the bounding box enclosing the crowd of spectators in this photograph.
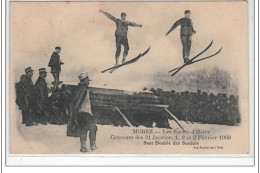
[150,88,240,126]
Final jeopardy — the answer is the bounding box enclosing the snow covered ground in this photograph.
[10,110,246,154]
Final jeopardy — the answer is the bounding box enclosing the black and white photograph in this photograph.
[5,0,254,164]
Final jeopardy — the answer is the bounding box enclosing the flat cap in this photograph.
[39,68,47,73]
[25,67,34,73]
[185,10,191,14]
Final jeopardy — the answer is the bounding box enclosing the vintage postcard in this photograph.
[7,0,253,164]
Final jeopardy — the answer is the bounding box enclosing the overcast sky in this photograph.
[10,1,248,92]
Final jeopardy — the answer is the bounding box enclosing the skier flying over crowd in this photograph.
[99,10,143,66]
[166,10,196,63]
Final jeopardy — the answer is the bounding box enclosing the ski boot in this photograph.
[115,56,119,66]
[184,57,190,64]
[122,54,127,64]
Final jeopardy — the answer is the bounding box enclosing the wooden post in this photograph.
[114,106,133,127]
[165,108,185,131]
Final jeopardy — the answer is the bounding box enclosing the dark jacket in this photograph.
[169,17,195,36]
[115,19,139,37]
[102,12,140,37]
[67,82,88,137]
[35,77,48,100]
[25,76,37,107]
[15,82,28,111]
[48,52,61,73]
[35,76,49,111]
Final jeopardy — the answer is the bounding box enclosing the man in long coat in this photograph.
[15,74,29,124]
[24,67,38,126]
[35,68,49,124]
[67,72,98,152]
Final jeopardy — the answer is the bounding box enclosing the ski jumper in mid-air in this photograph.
[99,10,142,66]
[166,10,196,63]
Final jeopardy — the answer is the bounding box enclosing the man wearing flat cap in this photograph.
[48,46,64,85]
[166,10,196,63]
[67,72,98,152]
[99,10,142,66]
[35,68,49,124]
[24,67,38,126]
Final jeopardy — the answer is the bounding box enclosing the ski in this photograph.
[101,46,151,73]
[169,47,222,73]
[170,40,213,77]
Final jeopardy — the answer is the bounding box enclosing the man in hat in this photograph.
[99,10,142,65]
[166,10,196,63]
[24,67,38,126]
[67,72,98,152]
[35,68,49,124]
[48,46,64,85]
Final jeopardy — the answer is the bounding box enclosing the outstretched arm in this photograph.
[165,19,181,36]
[99,10,117,22]
[127,21,142,28]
